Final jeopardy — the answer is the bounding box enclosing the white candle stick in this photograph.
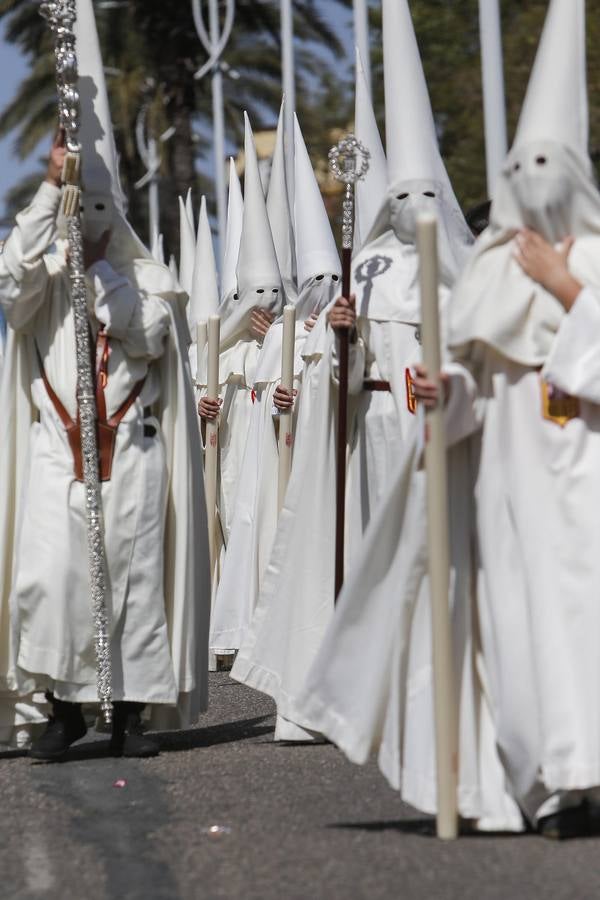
[196,320,208,382]
[417,213,459,841]
[277,305,296,513]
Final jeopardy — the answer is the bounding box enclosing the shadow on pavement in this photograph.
[329,819,533,839]
[2,714,275,764]
[157,714,274,752]
[329,818,436,837]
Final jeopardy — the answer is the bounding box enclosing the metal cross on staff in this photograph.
[328,133,370,600]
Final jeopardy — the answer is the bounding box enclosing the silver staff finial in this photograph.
[328,134,370,250]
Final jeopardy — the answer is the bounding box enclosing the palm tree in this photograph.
[0,0,352,250]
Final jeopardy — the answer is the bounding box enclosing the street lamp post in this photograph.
[353,0,371,99]
[134,97,175,247]
[193,0,235,271]
[280,0,295,205]
[478,0,508,197]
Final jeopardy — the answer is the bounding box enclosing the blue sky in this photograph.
[0,7,355,232]
[0,21,40,225]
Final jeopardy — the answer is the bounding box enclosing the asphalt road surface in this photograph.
[2,673,600,900]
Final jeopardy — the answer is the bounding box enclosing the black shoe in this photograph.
[29,694,87,761]
[109,702,160,758]
[537,801,591,840]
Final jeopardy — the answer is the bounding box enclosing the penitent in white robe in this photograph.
[291,363,523,830]
[450,285,600,823]
[0,184,210,738]
[197,333,261,546]
[209,317,306,654]
[231,313,430,741]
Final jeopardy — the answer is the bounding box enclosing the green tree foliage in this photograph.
[2,0,600,243]
[0,0,352,247]
[369,0,600,213]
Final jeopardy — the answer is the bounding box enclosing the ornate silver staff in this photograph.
[328,134,369,599]
[40,0,113,724]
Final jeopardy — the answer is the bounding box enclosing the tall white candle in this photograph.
[277,305,296,513]
[417,213,459,841]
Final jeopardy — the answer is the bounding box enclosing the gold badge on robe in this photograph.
[541,379,580,427]
[406,367,417,415]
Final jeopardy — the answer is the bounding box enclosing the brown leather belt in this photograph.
[363,380,391,392]
[36,333,146,482]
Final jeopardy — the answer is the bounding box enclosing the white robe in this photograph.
[450,285,600,822]
[0,183,210,744]
[231,314,429,741]
[291,366,523,830]
[209,318,308,654]
[197,336,261,545]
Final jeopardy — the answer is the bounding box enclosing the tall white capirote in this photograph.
[178,194,196,297]
[267,98,297,301]
[151,231,165,266]
[514,0,587,159]
[185,187,195,235]
[189,195,220,327]
[236,112,281,296]
[382,0,462,214]
[221,157,244,303]
[293,114,340,291]
[354,45,387,251]
[74,0,125,210]
[74,0,154,264]
[168,254,179,285]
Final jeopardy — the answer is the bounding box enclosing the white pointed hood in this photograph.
[374,0,472,265]
[189,196,219,327]
[514,0,587,161]
[267,99,297,302]
[44,0,210,725]
[236,113,282,296]
[151,231,165,266]
[354,46,387,253]
[168,254,179,286]
[74,0,157,271]
[382,0,459,203]
[450,0,600,369]
[219,116,282,349]
[185,188,195,235]
[221,158,244,303]
[178,194,196,298]
[294,114,341,291]
[353,0,472,325]
[75,0,125,212]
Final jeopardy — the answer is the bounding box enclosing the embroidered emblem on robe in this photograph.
[406,368,417,415]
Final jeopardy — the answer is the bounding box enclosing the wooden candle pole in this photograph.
[277,305,296,513]
[417,213,459,841]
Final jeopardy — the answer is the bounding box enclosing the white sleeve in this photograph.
[442,360,484,445]
[543,287,600,403]
[0,182,61,329]
[88,259,171,361]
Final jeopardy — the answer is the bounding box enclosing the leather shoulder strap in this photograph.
[34,343,76,429]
